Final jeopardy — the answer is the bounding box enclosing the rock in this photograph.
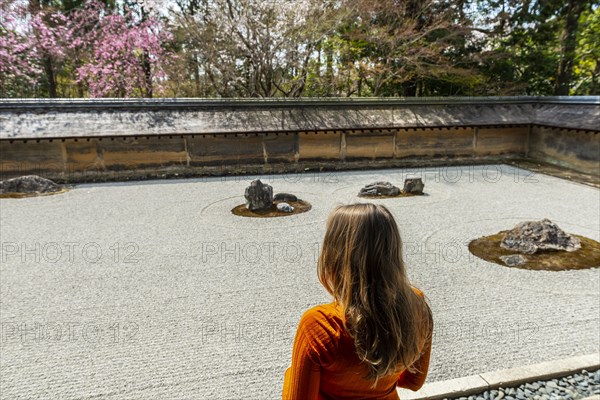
[500,219,581,254]
[244,179,273,211]
[276,202,294,213]
[499,254,528,267]
[273,193,298,202]
[0,175,62,194]
[402,178,425,195]
[358,181,400,196]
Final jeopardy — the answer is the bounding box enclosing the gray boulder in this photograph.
[402,178,425,195]
[0,175,62,194]
[274,193,298,202]
[499,254,528,267]
[500,219,581,254]
[276,202,294,213]
[359,181,400,196]
[244,179,273,211]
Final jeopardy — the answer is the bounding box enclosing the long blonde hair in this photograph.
[317,203,433,382]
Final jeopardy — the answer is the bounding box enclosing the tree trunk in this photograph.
[591,61,599,95]
[143,53,153,98]
[139,5,153,98]
[324,41,334,96]
[402,81,417,97]
[555,0,585,95]
[193,55,201,97]
[43,56,57,98]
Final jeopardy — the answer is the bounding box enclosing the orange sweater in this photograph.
[282,288,432,400]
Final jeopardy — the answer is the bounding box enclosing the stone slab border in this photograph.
[397,353,600,400]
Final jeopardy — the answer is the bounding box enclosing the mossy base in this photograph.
[357,192,425,199]
[469,232,600,271]
[232,200,312,218]
[0,188,70,199]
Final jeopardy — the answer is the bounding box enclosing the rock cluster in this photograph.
[358,178,425,196]
[0,175,62,195]
[500,218,581,254]
[244,180,273,211]
[359,181,401,196]
[244,180,299,213]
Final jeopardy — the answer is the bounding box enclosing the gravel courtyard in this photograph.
[1,164,598,399]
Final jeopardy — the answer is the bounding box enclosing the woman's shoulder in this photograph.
[299,303,344,333]
[296,303,344,366]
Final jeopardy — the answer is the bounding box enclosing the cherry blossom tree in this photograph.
[0,0,41,96]
[1,0,175,97]
[31,7,73,97]
[72,1,175,97]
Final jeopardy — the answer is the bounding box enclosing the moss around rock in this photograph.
[0,175,67,198]
[469,232,600,271]
[232,200,311,218]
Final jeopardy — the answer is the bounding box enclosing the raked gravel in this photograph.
[446,369,600,400]
[1,165,599,399]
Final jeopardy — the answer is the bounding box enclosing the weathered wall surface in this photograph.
[0,97,598,181]
[529,127,600,175]
[0,127,533,181]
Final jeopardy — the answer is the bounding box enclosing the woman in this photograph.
[282,203,433,399]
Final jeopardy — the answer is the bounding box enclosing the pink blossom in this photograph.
[1,0,174,97]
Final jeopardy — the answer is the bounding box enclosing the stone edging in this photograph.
[397,353,600,400]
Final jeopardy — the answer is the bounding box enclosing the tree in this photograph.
[556,0,589,95]
[312,0,485,96]
[1,0,175,97]
[572,6,600,94]
[475,0,598,95]
[172,0,342,97]
[3,0,598,98]
[0,0,42,96]
[72,1,175,97]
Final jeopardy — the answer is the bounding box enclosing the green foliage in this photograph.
[572,6,600,94]
[4,0,599,97]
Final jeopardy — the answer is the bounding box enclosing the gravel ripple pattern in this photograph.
[1,165,599,399]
